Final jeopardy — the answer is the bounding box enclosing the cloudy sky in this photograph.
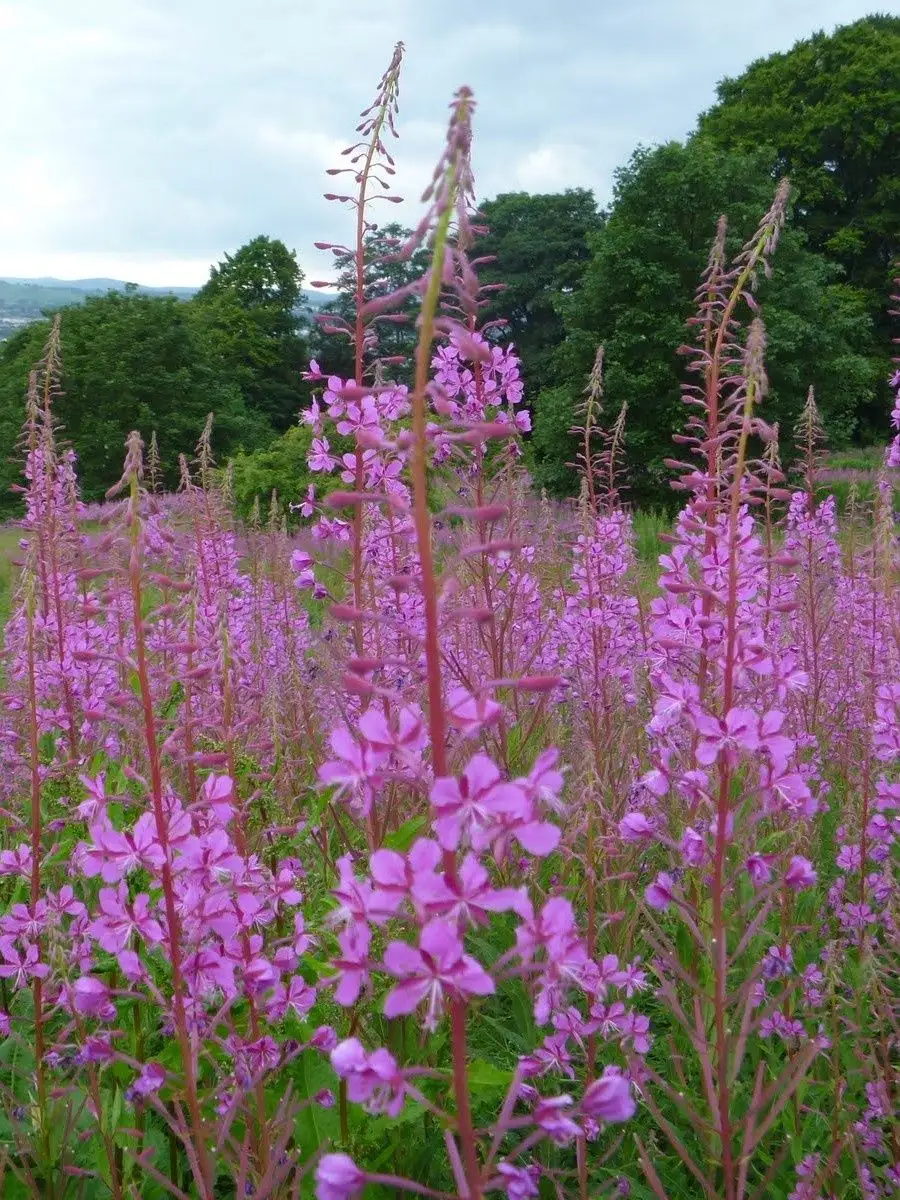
[0,0,889,287]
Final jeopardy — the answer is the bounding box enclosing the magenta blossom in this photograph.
[315,1153,365,1200]
[330,1037,406,1117]
[619,812,654,843]
[382,918,494,1029]
[430,754,527,851]
[695,707,760,767]
[581,1068,636,1123]
[128,1062,165,1099]
[785,856,817,891]
[645,872,675,911]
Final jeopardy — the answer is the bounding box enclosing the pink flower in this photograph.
[695,707,759,767]
[446,686,502,736]
[412,852,527,925]
[200,773,235,823]
[368,844,428,920]
[619,812,653,843]
[383,919,494,1029]
[645,872,675,911]
[581,1068,636,1123]
[680,826,706,867]
[533,1094,580,1144]
[177,829,242,885]
[516,747,565,815]
[495,1163,541,1200]
[0,844,33,878]
[72,976,116,1020]
[308,437,337,473]
[267,975,316,1021]
[331,854,377,929]
[331,924,370,1007]
[90,886,163,954]
[785,856,817,891]
[318,726,388,814]
[330,1037,406,1117]
[128,1062,165,1099]
[315,1153,365,1200]
[430,755,528,851]
[83,814,165,883]
[0,938,48,989]
[745,853,775,886]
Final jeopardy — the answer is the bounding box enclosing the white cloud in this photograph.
[0,0,885,286]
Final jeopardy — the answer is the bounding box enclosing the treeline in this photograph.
[0,236,314,504]
[1,15,897,511]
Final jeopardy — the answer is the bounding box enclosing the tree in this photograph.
[0,290,270,504]
[195,236,310,430]
[476,190,603,397]
[530,140,880,504]
[311,222,429,385]
[698,16,900,298]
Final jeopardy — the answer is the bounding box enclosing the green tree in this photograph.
[476,190,603,397]
[312,222,429,385]
[698,16,900,298]
[0,290,270,504]
[531,141,880,504]
[195,235,310,430]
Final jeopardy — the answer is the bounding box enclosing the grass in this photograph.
[0,527,21,633]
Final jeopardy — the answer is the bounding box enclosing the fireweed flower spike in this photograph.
[0,44,894,1200]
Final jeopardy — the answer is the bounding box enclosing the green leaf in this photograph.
[294,1050,340,1158]
[466,1059,513,1095]
[383,815,427,853]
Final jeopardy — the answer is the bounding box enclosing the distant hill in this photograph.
[0,276,336,340]
[1,275,199,298]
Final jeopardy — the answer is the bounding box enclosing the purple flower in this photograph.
[0,938,49,990]
[331,1037,406,1117]
[129,1062,165,1099]
[533,1094,580,1144]
[72,976,116,1020]
[581,1068,636,1123]
[495,1163,541,1200]
[644,872,675,911]
[618,812,653,843]
[784,856,817,891]
[331,925,370,1007]
[762,944,793,979]
[315,1153,364,1200]
[745,853,774,886]
[430,755,528,851]
[382,919,494,1029]
[679,826,706,867]
[695,707,760,767]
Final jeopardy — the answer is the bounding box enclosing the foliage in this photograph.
[530,140,881,502]
[194,235,312,431]
[0,289,271,503]
[312,222,430,384]
[698,15,900,298]
[230,422,353,518]
[476,189,603,398]
[0,36,897,1200]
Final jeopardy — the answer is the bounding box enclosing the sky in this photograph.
[0,0,893,288]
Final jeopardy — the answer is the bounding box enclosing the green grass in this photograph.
[0,527,21,633]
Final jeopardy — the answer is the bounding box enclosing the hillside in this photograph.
[0,276,334,339]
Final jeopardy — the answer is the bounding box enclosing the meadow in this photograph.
[0,45,896,1200]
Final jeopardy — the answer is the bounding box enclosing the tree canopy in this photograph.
[530,140,880,503]
[476,190,603,398]
[311,222,429,385]
[698,15,900,298]
[194,235,311,430]
[0,288,271,503]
